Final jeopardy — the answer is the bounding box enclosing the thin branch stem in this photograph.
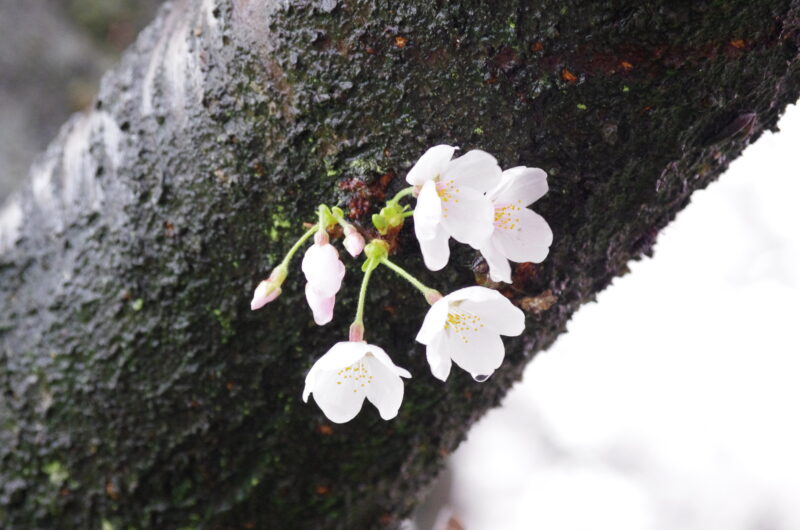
[380,258,433,297]
[279,225,318,268]
[387,186,414,206]
[352,262,376,329]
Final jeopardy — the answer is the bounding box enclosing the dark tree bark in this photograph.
[1,0,799,528]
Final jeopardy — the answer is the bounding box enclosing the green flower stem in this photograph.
[279,225,318,269]
[401,211,415,218]
[380,258,438,301]
[387,186,414,206]
[352,258,378,330]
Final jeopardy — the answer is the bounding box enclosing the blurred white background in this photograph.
[420,104,800,530]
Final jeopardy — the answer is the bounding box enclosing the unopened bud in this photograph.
[382,205,405,229]
[372,213,388,234]
[343,225,365,257]
[250,266,288,310]
[251,280,281,310]
[364,240,389,263]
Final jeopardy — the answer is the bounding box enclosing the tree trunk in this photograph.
[1,0,798,528]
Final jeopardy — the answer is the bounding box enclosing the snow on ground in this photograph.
[443,104,800,530]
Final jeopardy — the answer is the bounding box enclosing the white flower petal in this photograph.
[418,224,451,271]
[301,242,345,297]
[302,365,317,402]
[443,285,525,336]
[459,297,525,337]
[416,297,449,344]
[366,344,412,378]
[479,239,513,284]
[305,284,336,325]
[406,144,456,185]
[446,326,505,380]
[426,333,452,381]
[364,356,405,420]
[439,185,494,245]
[444,285,502,304]
[303,341,410,423]
[494,208,553,263]
[313,341,369,371]
[491,166,548,206]
[441,149,502,192]
[309,368,366,424]
[413,180,443,240]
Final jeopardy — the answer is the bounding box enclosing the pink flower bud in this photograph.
[301,238,345,325]
[250,280,281,310]
[343,226,365,257]
[250,266,288,310]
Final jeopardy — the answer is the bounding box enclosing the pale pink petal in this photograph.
[364,356,406,420]
[301,242,345,297]
[417,224,451,271]
[250,280,281,310]
[438,185,494,246]
[490,166,548,206]
[307,367,366,423]
[441,149,502,192]
[366,344,412,378]
[416,297,449,344]
[305,284,336,325]
[444,285,499,304]
[479,239,512,284]
[314,341,370,371]
[458,297,525,337]
[448,326,505,380]
[406,144,456,185]
[426,333,452,381]
[413,180,443,241]
[494,208,553,264]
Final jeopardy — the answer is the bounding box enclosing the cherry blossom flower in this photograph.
[479,166,553,283]
[250,265,287,310]
[415,286,524,381]
[342,225,365,257]
[303,341,412,423]
[407,145,501,271]
[301,232,345,325]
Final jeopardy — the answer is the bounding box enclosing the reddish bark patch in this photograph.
[519,290,558,314]
[561,68,578,83]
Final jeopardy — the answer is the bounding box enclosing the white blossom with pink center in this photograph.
[407,145,500,271]
[416,286,524,381]
[303,341,412,423]
[479,166,553,283]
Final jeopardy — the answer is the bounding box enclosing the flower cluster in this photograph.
[408,145,552,283]
[251,145,553,423]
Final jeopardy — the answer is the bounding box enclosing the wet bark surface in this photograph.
[1,0,799,528]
